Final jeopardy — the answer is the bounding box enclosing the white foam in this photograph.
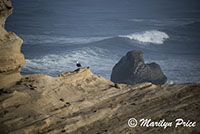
[166,80,174,84]
[119,30,169,44]
[130,19,145,22]
[22,47,118,79]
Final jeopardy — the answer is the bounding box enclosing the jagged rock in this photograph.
[0,0,26,89]
[111,50,167,85]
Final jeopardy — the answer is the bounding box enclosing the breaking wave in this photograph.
[119,30,169,44]
[22,47,119,79]
[20,30,169,46]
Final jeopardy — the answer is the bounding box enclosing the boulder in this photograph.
[111,50,167,85]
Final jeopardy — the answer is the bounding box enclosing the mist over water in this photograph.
[119,30,169,44]
[6,0,200,83]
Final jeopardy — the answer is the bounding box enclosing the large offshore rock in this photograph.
[0,0,26,89]
[111,50,167,85]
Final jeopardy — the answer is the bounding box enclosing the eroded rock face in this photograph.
[0,0,26,89]
[0,68,199,134]
[111,50,167,85]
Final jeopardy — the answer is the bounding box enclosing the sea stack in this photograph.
[111,50,167,85]
[0,0,26,89]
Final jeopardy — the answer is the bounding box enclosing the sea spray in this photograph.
[119,30,169,44]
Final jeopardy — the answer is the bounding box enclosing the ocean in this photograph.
[6,0,200,84]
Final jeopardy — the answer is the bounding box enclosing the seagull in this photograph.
[76,61,82,68]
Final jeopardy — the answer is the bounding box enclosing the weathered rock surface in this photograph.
[0,68,200,134]
[0,0,26,89]
[111,50,167,85]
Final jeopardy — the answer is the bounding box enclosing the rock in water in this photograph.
[111,50,167,85]
[0,0,26,89]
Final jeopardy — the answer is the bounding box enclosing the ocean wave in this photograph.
[129,18,200,27]
[20,31,169,46]
[119,30,169,44]
[184,21,200,28]
[20,34,110,45]
[22,47,119,79]
[129,19,145,22]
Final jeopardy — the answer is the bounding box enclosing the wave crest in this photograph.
[22,47,118,79]
[20,34,110,45]
[119,30,169,44]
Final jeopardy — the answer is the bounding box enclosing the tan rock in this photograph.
[0,0,26,89]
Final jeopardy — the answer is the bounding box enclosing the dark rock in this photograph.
[111,50,167,85]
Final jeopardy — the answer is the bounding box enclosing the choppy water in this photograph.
[6,0,200,83]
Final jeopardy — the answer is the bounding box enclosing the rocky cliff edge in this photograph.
[0,0,26,89]
[0,68,200,134]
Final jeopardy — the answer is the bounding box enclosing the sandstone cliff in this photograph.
[0,1,200,134]
[0,68,200,134]
[0,0,26,89]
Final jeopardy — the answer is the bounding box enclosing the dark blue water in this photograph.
[6,0,200,83]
